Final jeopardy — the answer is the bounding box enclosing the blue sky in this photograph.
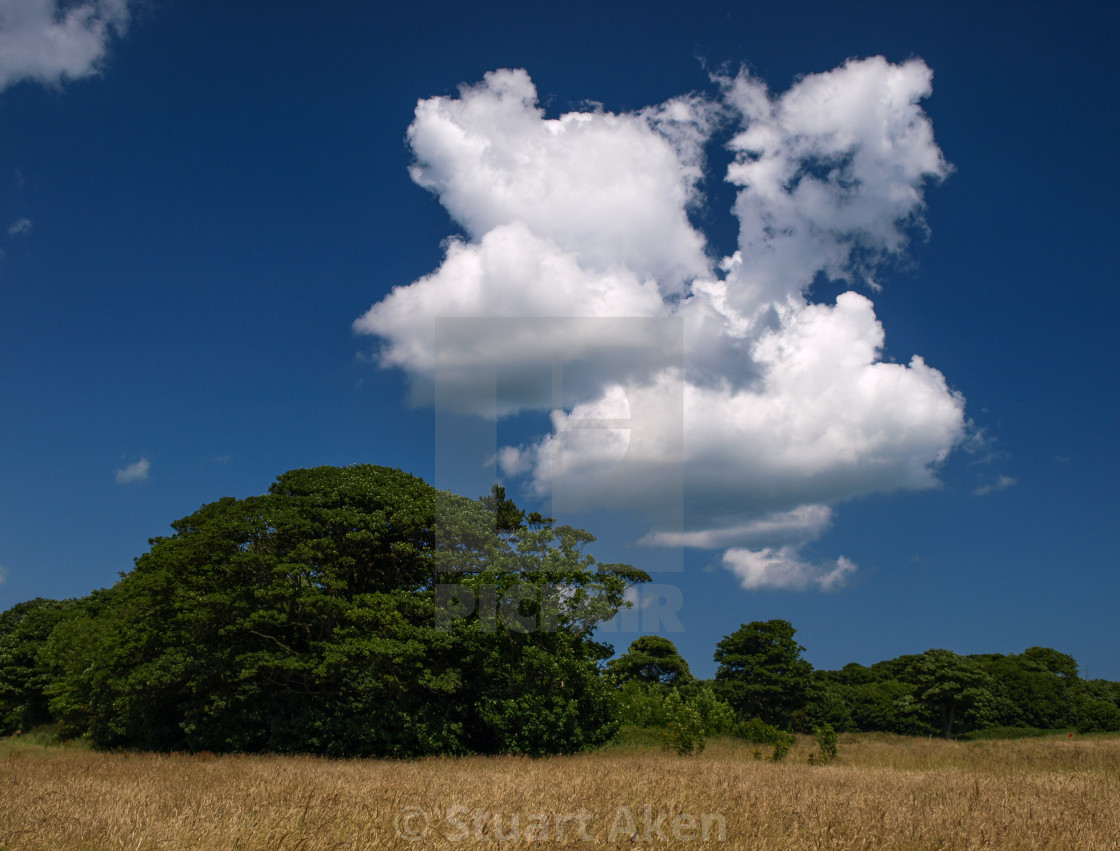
[1,0,1117,680]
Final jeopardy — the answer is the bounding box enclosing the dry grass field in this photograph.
[2,731,1119,849]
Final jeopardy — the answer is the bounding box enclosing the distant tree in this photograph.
[0,598,80,734]
[478,484,526,536]
[846,678,934,735]
[607,636,695,690]
[687,685,737,736]
[713,620,812,728]
[1072,679,1120,733]
[907,649,995,738]
[1020,646,1078,679]
[972,650,1077,730]
[802,673,855,732]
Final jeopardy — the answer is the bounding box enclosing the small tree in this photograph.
[813,723,839,762]
[607,636,695,690]
[662,690,705,755]
[713,620,812,728]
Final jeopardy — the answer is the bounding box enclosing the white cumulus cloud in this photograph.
[356,58,969,591]
[114,456,149,484]
[0,0,132,92]
[723,547,857,592]
[403,68,715,289]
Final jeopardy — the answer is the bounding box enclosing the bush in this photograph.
[734,716,794,761]
[813,723,838,762]
[614,681,668,728]
[687,686,736,737]
[662,691,705,755]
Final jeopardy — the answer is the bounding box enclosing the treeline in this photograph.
[609,624,1120,751]
[1,465,1118,758]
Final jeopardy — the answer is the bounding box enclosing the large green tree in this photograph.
[713,620,812,728]
[906,649,995,738]
[38,465,648,756]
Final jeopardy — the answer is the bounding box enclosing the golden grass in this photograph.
[2,733,1119,849]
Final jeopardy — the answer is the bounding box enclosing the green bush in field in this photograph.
[662,690,706,755]
[687,686,737,737]
[734,716,794,761]
[813,723,839,762]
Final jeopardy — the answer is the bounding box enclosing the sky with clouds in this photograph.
[1,0,1117,678]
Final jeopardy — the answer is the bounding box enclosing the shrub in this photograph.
[687,686,736,736]
[614,681,668,728]
[662,691,706,755]
[813,723,838,762]
[734,716,794,761]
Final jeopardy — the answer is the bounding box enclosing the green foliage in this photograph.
[813,723,839,762]
[607,636,695,689]
[907,649,997,738]
[802,675,855,732]
[713,620,812,728]
[661,690,705,755]
[614,678,734,754]
[10,505,1119,755]
[687,685,737,736]
[613,680,669,728]
[1021,646,1079,679]
[604,724,666,750]
[1072,680,1120,733]
[972,650,1078,730]
[26,465,649,757]
[733,716,794,761]
[478,484,526,535]
[810,645,1118,738]
[0,598,88,735]
[38,589,121,740]
[770,729,794,761]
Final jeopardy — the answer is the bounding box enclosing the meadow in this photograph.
[2,731,1118,849]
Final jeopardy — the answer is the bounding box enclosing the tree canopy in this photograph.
[8,465,650,756]
[607,636,695,690]
[4,490,1120,751]
[713,619,813,727]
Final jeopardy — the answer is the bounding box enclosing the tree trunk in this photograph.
[941,703,954,739]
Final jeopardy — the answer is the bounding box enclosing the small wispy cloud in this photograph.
[115,457,150,484]
[7,218,32,237]
[974,474,1017,497]
[0,564,8,586]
